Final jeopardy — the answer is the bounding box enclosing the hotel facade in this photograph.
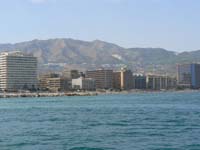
[0,51,38,91]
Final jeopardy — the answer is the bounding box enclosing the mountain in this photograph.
[0,38,199,75]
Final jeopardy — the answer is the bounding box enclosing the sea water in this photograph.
[0,92,200,150]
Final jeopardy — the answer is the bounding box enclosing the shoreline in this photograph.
[0,89,199,98]
[0,92,98,98]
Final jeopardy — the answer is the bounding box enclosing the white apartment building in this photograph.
[72,77,96,91]
[0,51,38,91]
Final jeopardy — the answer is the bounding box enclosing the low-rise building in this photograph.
[146,75,176,90]
[39,73,69,92]
[72,77,95,91]
[62,69,80,79]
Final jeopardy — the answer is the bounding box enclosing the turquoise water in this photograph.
[0,92,200,150]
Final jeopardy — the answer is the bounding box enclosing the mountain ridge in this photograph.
[0,38,199,75]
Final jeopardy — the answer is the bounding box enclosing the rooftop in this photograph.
[0,51,34,57]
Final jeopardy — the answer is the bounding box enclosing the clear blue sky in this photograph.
[0,0,200,51]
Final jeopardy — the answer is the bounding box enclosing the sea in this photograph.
[0,92,200,150]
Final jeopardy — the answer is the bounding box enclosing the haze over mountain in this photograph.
[0,38,199,75]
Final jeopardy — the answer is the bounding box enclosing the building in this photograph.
[62,69,80,79]
[113,68,133,90]
[113,72,121,90]
[120,68,133,90]
[86,69,113,89]
[146,75,176,90]
[191,64,200,89]
[177,64,191,87]
[46,78,68,92]
[177,64,200,89]
[39,73,69,92]
[61,70,81,90]
[0,51,38,91]
[72,77,96,91]
[39,73,59,90]
[40,72,59,79]
[133,75,146,89]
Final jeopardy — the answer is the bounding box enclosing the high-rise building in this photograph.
[113,72,121,90]
[177,64,200,88]
[0,51,38,91]
[113,68,133,90]
[177,64,191,87]
[86,69,113,89]
[191,64,200,89]
[133,75,146,89]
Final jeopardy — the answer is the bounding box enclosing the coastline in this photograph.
[0,89,199,98]
[0,92,98,98]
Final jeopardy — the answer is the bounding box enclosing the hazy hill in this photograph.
[0,38,199,75]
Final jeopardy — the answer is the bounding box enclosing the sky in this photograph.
[0,0,200,51]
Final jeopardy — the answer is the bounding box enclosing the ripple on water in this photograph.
[69,147,106,150]
[0,92,200,150]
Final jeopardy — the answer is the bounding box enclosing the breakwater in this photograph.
[0,92,98,98]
